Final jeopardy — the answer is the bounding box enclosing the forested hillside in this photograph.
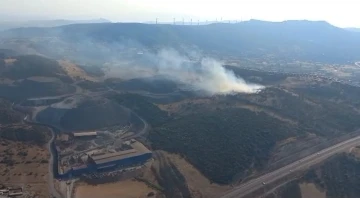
[0,55,76,101]
[0,99,22,124]
[268,154,360,198]
[150,108,302,184]
[59,99,130,131]
[0,99,49,145]
[0,55,65,80]
[308,154,360,198]
[0,125,48,145]
[110,93,170,127]
[242,87,360,136]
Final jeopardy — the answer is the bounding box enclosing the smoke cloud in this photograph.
[155,49,264,94]
[103,48,264,95]
[0,32,264,95]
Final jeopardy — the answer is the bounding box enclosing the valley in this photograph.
[7,56,360,198]
[1,20,360,198]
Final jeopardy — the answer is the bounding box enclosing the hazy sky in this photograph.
[0,0,359,27]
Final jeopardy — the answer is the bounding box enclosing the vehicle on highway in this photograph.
[262,182,266,185]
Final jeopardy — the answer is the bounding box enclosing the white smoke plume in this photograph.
[155,49,264,94]
[0,31,264,95]
[105,48,264,95]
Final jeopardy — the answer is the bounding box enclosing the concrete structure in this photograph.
[58,134,69,142]
[8,192,23,197]
[8,188,22,197]
[72,131,97,138]
[90,141,152,168]
[61,140,152,179]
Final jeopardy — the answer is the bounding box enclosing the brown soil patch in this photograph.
[74,180,156,198]
[58,60,98,81]
[0,140,49,198]
[161,151,230,198]
[300,183,325,198]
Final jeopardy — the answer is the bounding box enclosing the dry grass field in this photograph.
[299,183,325,198]
[0,139,50,198]
[58,60,98,81]
[74,180,156,198]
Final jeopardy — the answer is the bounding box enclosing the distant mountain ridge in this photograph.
[345,27,360,32]
[0,18,110,31]
[2,20,360,63]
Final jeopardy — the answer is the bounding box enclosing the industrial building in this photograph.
[89,141,152,169]
[62,140,152,178]
[90,150,151,169]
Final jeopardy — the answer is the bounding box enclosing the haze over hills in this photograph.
[3,17,360,198]
[346,27,360,32]
[0,18,110,31]
[2,20,360,64]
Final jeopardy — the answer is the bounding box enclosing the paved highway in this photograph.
[221,133,360,198]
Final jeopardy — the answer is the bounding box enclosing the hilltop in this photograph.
[2,19,360,198]
[2,20,360,63]
[0,18,110,31]
[0,54,101,101]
